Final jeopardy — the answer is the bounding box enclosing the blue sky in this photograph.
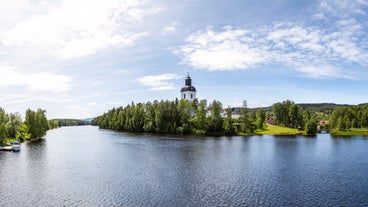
[0,0,368,119]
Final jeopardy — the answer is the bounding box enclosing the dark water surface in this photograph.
[1,126,368,206]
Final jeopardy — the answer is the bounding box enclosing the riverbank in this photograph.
[330,129,368,136]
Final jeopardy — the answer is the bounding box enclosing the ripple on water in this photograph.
[1,127,368,206]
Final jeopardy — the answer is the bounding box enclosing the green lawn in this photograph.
[255,124,304,135]
[331,128,368,136]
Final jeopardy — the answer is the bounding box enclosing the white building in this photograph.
[180,74,196,101]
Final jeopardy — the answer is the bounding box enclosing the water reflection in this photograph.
[0,126,368,206]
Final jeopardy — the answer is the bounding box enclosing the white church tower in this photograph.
[180,73,196,101]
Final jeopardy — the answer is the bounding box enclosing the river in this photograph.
[0,126,367,206]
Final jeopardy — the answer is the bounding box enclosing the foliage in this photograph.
[305,119,318,135]
[94,99,368,136]
[194,100,207,131]
[94,99,221,135]
[329,105,368,131]
[7,112,22,138]
[207,100,223,134]
[25,109,49,139]
[272,100,307,129]
[256,109,265,129]
[0,123,8,146]
[223,106,234,134]
[49,119,90,128]
[16,123,30,142]
[0,106,55,144]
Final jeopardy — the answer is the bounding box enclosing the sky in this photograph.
[1,0,368,119]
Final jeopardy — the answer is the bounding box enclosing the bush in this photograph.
[305,120,317,135]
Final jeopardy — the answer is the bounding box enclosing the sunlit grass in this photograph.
[255,124,304,135]
[331,128,368,136]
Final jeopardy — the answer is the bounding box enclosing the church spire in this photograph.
[185,73,192,86]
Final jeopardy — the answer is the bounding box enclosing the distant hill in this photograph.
[248,103,364,113]
[298,103,350,112]
[84,118,94,122]
[50,119,90,127]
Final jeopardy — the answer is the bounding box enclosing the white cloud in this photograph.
[162,26,176,35]
[177,0,368,79]
[296,66,345,79]
[180,27,268,71]
[0,63,72,92]
[312,13,325,20]
[179,21,368,79]
[1,0,152,60]
[316,0,367,19]
[161,22,179,35]
[136,73,182,91]
[357,0,368,6]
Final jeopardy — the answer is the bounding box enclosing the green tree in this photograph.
[178,100,192,134]
[143,102,156,133]
[223,106,234,134]
[25,109,48,139]
[194,99,207,131]
[305,119,317,135]
[7,112,22,138]
[289,103,303,128]
[16,123,29,142]
[207,100,223,134]
[0,123,8,146]
[256,109,265,129]
[240,106,251,133]
[272,102,290,126]
[0,107,9,123]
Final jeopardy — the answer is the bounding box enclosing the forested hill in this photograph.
[250,103,362,113]
[49,119,90,127]
[298,103,351,112]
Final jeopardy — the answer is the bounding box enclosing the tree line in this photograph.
[0,108,49,146]
[329,104,368,131]
[92,99,230,135]
[49,119,90,128]
[92,99,321,136]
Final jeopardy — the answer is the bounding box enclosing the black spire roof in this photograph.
[180,74,196,92]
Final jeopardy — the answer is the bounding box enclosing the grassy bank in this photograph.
[331,128,368,136]
[255,124,304,136]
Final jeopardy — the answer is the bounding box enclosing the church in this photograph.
[180,73,196,101]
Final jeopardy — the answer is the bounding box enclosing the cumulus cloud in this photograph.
[177,0,368,79]
[180,27,269,71]
[1,0,152,60]
[179,19,368,79]
[136,74,182,91]
[0,63,72,92]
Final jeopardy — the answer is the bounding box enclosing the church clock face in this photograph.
[180,73,196,101]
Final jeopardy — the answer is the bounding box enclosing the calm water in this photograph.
[1,126,368,206]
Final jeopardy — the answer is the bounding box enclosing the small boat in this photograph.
[11,141,21,152]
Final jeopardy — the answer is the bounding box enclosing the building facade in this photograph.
[180,74,196,101]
